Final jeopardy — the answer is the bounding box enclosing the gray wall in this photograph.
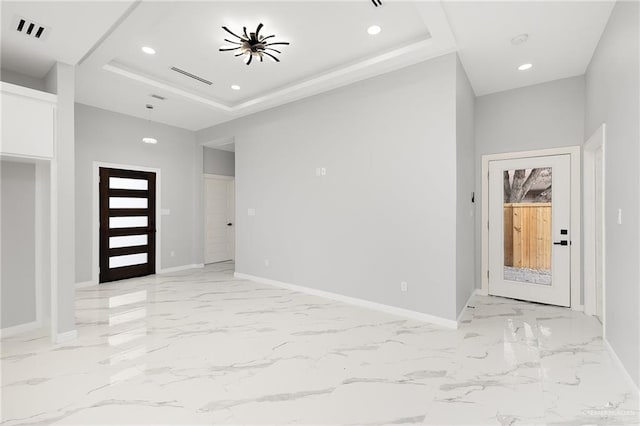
[474,76,585,289]
[1,161,36,329]
[203,147,235,176]
[0,68,46,92]
[75,103,203,283]
[455,56,476,316]
[198,54,460,320]
[585,0,639,387]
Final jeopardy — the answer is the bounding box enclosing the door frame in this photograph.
[480,146,582,310]
[203,173,235,263]
[92,162,162,285]
[583,125,606,326]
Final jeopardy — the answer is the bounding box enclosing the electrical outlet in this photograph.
[264,259,270,267]
[315,167,321,176]
[400,281,408,292]
[248,208,256,216]
[618,208,622,225]
[170,250,175,257]
[321,167,327,176]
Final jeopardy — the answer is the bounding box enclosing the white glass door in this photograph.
[488,154,571,306]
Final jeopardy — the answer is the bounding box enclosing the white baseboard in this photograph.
[158,263,205,274]
[572,304,584,312]
[604,338,640,395]
[75,280,96,289]
[234,272,458,329]
[456,289,478,323]
[475,288,489,296]
[55,329,77,344]
[0,320,42,339]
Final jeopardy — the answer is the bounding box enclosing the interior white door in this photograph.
[204,177,235,264]
[489,154,571,306]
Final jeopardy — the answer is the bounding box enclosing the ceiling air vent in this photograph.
[169,66,213,86]
[150,94,166,101]
[14,16,49,40]
[371,0,383,7]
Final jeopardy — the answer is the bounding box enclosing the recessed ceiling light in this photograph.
[141,46,156,55]
[231,85,241,90]
[367,25,381,35]
[142,137,158,144]
[518,63,533,71]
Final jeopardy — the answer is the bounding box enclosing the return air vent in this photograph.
[169,66,213,86]
[14,16,49,40]
[371,0,383,7]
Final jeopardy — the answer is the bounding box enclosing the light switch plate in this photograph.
[248,208,256,216]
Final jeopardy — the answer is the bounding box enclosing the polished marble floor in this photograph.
[1,262,638,425]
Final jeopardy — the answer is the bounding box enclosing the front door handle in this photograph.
[553,240,568,246]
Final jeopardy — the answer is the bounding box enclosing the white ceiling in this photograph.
[1,1,135,78]
[443,1,615,96]
[1,1,615,133]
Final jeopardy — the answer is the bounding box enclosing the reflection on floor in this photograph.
[1,261,638,425]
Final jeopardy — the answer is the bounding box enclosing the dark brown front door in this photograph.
[99,167,156,283]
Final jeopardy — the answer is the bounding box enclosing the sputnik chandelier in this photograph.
[219,23,290,65]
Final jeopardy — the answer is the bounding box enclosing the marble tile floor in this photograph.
[1,262,638,425]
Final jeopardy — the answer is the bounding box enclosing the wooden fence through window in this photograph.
[503,202,552,270]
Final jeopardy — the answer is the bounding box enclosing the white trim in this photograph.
[604,338,640,395]
[0,81,57,104]
[55,329,77,344]
[50,159,58,342]
[75,281,96,289]
[201,137,235,150]
[234,272,458,329]
[0,321,42,339]
[583,125,606,327]
[203,173,234,181]
[456,290,478,323]
[34,163,44,327]
[481,146,581,309]
[475,288,489,296]
[158,264,204,274]
[92,162,162,285]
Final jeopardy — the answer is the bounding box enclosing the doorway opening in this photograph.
[584,125,605,325]
[204,174,235,264]
[93,162,161,285]
[481,147,581,309]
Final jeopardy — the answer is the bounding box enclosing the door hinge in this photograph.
[487,270,490,279]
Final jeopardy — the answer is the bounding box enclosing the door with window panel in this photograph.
[99,168,156,283]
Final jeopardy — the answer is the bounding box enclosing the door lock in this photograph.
[553,240,569,246]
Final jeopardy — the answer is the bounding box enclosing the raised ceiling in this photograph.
[1,1,615,134]
[443,1,615,96]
